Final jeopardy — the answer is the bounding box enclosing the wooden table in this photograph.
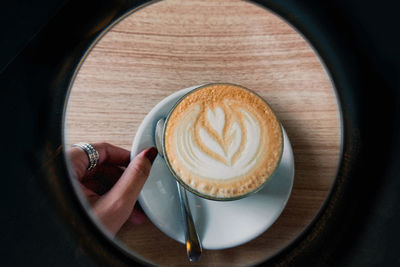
[65,0,341,265]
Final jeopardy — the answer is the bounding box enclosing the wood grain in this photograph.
[64,0,341,265]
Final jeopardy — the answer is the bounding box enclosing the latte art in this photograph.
[176,102,263,180]
[165,84,282,199]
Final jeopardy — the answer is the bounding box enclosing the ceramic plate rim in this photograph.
[130,85,294,250]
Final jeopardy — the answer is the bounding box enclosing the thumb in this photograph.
[92,147,157,235]
[111,147,158,202]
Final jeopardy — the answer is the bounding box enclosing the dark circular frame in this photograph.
[5,0,397,266]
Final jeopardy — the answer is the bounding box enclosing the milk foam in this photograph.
[165,84,283,198]
[175,102,263,180]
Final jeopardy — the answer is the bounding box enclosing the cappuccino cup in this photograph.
[162,83,283,201]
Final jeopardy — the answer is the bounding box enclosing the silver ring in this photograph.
[72,143,99,171]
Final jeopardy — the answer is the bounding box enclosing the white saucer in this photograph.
[130,85,294,250]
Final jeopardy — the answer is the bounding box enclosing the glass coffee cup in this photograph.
[161,83,283,201]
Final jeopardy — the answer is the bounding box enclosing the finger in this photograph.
[105,147,157,205]
[69,142,130,181]
[128,207,147,225]
[92,147,157,235]
[128,202,147,224]
[69,147,91,181]
[93,142,130,167]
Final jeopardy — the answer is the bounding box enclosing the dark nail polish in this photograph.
[144,147,158,164]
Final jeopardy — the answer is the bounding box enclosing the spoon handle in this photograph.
[176,182,202,262]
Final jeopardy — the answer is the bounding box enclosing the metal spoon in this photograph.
[155,118,202,262]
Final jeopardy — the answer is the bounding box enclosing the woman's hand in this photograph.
[69,142,157,235]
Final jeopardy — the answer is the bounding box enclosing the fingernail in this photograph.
[144,147,158,164]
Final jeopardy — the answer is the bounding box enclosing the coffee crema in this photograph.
[164,84,283,199]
